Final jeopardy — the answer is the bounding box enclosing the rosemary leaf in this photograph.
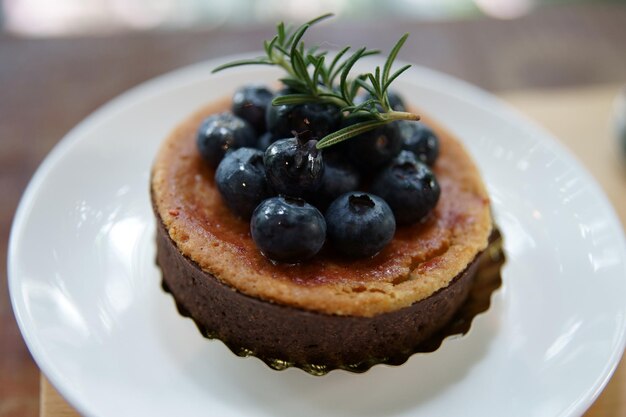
[306,13,334,26]
[312,55,326,88]
[383,64,411,93]
[355,77,376,96]
[291,50,315,92]
[348,74,366,101]
[266,35,279,57]
[289,24,310,58]
[382,33,409,84]
[277,22,286,44]
[318,92,345,101]
[328,46,351,85]
[274,44,290,56]
[279,78,307,91]
[272,93,321,105]
[340,47,367,102]
[362,49,381,58]
[367,73,382,99]
[212,58,273,73]
[316,119,388,149]
[344,98,378,114]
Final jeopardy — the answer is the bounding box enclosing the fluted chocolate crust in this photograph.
[156,213,480,374]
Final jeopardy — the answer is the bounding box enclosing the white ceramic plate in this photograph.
[9,56,626,417]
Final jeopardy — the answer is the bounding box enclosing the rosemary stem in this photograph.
[214,14,419,150]
[274,56,298,79]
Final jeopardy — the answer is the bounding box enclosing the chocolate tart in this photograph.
[151,97,494,374]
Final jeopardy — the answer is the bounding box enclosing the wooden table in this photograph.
[2,4,626,416]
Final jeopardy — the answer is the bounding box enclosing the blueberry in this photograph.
[325,192,396,258]
[215,148,272,219]
[370,150,440,225]
[257,132,274,151]
[266,90,341,140]
[197,113,256,168]
[392,148,422,165]
[398,120,440,166]
[232,85,273,134]
[251,196,326,262]
[310,159,360,211]
[264,137,324,197]
[341,117,402,169]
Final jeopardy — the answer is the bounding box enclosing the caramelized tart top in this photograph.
[151,97,492,317]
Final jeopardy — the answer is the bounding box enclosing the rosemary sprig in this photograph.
[212,14,419,149]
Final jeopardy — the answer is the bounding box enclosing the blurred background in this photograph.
[2,1,626,417]
[1,0,625,91]
[1,0,625,35]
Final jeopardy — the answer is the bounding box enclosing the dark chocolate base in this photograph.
[155,217,488,375]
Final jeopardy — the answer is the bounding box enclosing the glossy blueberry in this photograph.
[263,137,324,197]
[325,192,395,258]
[251,196,326,262]
[266,90,342,140]
[392,148,422,165]
[310,159,360,211]
[232,85,274,134]
[196,113,256,168]
[398,120,440,166]
[341,117,403,169]
[370,150,440,225]
[215,148,272,219]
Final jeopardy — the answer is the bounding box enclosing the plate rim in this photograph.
[8,53,626,417]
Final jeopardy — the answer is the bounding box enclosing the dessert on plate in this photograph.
[151,14,496,374]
